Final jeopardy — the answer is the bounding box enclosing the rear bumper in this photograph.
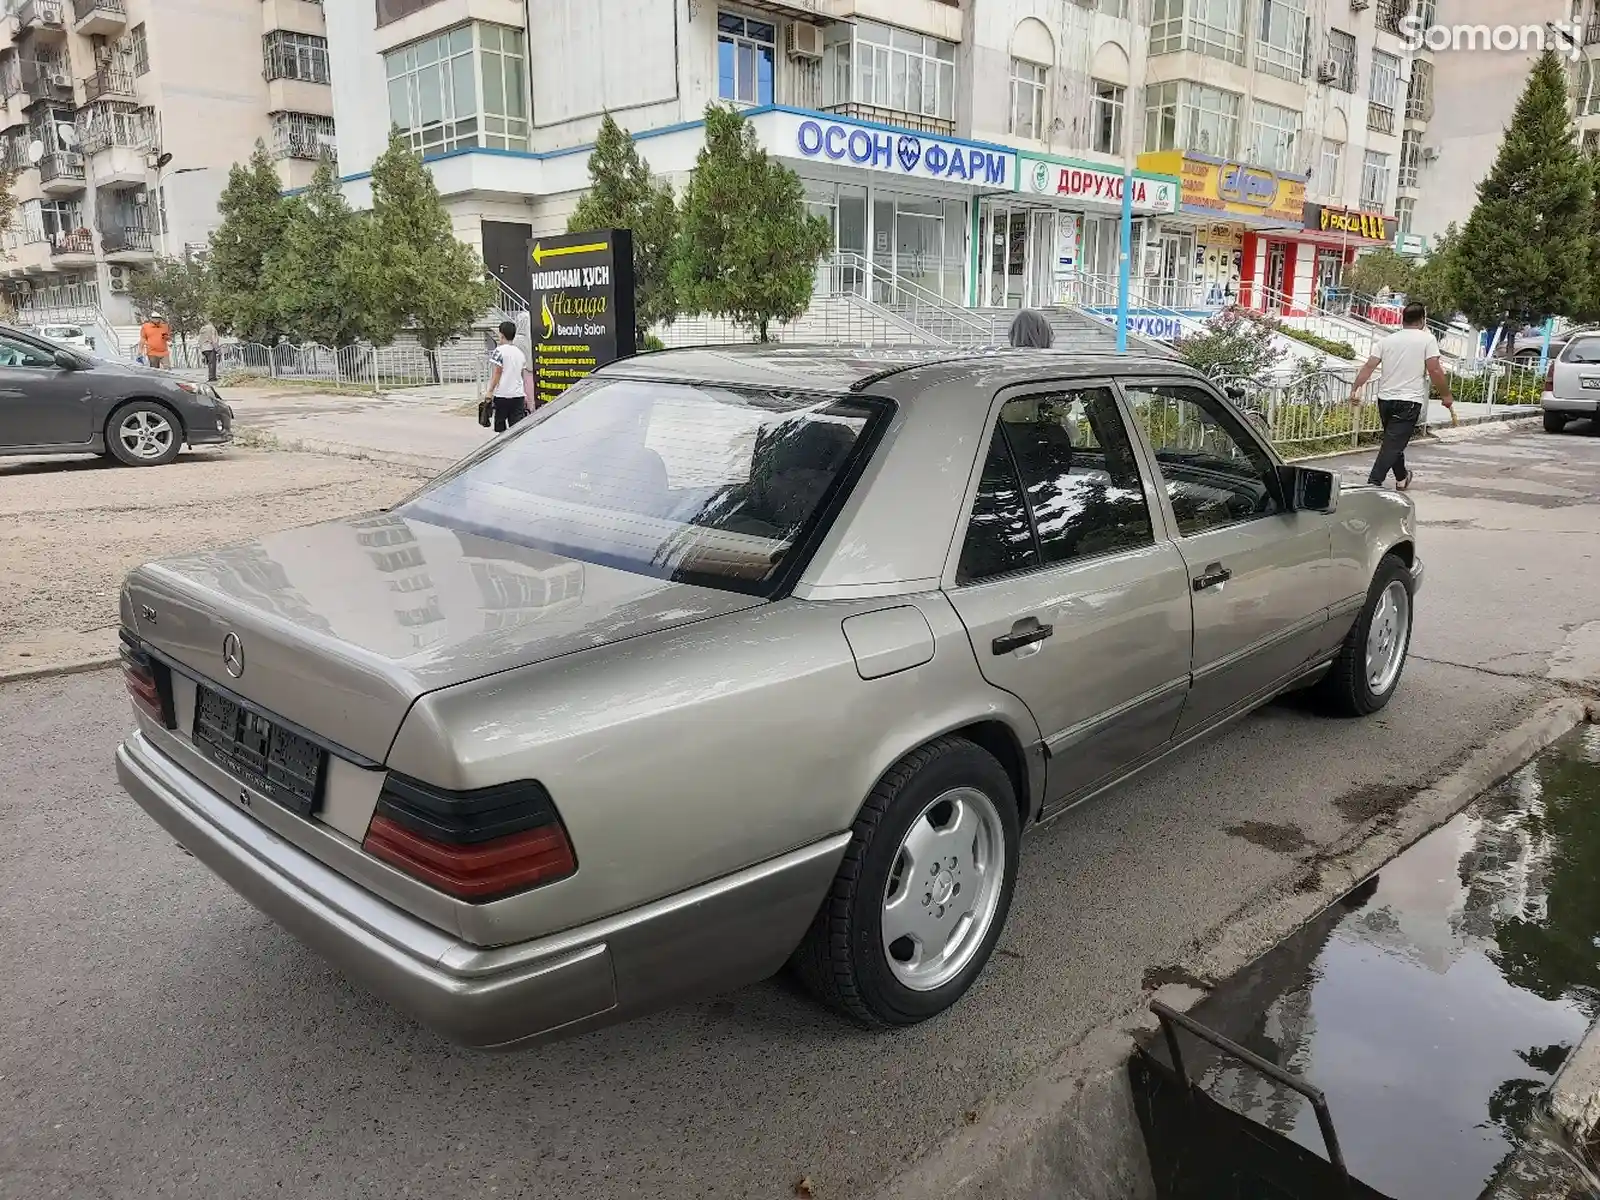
[117,732,846,1049]
[1543,396,1600,416]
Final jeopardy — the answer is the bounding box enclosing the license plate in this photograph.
[194,686,325,817]
[1582,377,1600,390]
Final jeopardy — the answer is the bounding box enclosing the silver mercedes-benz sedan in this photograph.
[115,346,1421,1048]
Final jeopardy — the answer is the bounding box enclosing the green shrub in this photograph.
[1446,369,1542,406]
[1276,326,1358,360]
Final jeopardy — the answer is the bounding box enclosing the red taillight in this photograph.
[120,632,173,727]
[1545,361,1556,392]
[361,775,576,902]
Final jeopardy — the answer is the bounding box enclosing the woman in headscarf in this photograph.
[514,309,537,412]
[1008,309,1054,348]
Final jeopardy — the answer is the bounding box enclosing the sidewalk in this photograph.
[222,383,493,469]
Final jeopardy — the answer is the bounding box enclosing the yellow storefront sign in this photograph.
[1137,150,1305,227]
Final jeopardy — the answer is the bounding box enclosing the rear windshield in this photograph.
[1562,337,1600,364]
[400,377,890,596]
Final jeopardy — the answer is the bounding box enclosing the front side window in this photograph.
[1010,58,1047,140]
[717,12,775,106]
[1124,384,1281,535]
[1092,80,1124,154]
[263,30,331,84]
[0,331,60,369]
[400,379,889,596]
[1247,100,1300,173]
[958,388,1153,582]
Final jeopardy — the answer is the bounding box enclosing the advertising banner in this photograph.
[1137,151,1305,227]
[1017,154,1178,215]
[756,109,1016,190]
[528,229,636,404]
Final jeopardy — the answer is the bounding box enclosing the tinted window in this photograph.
[1562,336,1600,364]
[958,425,1039,583]
[400,378,888,595]
[1001,388,1153,564]
[1124,383,1281,535]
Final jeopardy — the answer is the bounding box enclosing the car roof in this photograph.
[610,343,1197,396]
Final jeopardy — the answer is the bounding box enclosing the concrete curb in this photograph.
[0,655,119,686]
[876,696,1593,1200]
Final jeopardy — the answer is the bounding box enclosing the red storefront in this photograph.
[1241,204,1397,317]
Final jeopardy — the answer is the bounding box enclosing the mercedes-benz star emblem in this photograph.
[221,632,245,679]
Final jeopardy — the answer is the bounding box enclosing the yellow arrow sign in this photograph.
[532,240,608,266]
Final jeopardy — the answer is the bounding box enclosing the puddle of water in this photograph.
[1141,726,1600,1200]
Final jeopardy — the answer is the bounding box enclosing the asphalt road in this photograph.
[2,422,1597,1200]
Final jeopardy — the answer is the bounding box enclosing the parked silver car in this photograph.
[115,347,1421,1048]
[1542,333,1600,433]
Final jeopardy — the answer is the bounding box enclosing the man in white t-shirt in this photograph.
[486,320,529,433]
[1349,301,1454,490]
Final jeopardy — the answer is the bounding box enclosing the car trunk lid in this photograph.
[124,512,764,764]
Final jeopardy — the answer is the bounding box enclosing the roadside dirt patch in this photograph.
[1223,820,1310,854]
[1332,781,1414,824]
[1141,964,1212,992]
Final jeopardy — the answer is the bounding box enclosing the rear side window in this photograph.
[1562,337,1600,364]
[958,386,1154,583]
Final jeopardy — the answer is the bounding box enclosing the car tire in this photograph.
[1544,411,1568,434]
[1318,553,1414,717]
[106,401,182,467]
[791,737,1020,1028]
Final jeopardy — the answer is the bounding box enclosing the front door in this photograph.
[1120,380,1334,734]
[481,220,534,308]
[1028,209,1055,307]
[946,383,1193,809]
[1156,229,1195,308]
[0,330,93,447]
[1265,243,1287,311]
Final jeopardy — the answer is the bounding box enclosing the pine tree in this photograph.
[353,132,497,366]
[209,140,292,340]
[568,114,679,346]
[262,156,370,346]
[673,105,831,342]
[1454,50,1592,330]
[1406,222,1463,321]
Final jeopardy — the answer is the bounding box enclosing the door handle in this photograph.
[992,620,1053,655]
[1192,563,1232,592]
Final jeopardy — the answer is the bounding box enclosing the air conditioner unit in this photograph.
[1316,60,1340,83]
[787,22,823,60]
[1421,144,1441,160]
[108,264,130,294]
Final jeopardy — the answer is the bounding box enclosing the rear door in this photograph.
[1120,379,1334,735]
[945,382,1193,811]
[0,329,94,448]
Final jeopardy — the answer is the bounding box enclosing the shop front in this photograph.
[976,153,1179,310]
[1255,203,1397,316]
[742,108,1017,310]
[1136,150,1307,320]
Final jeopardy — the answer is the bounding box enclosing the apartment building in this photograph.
[0,0,337,327]
[325,0,1435,324]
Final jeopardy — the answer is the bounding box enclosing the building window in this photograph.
[1256,0,1306,82]
[1149,0,1248,66]
[1010,59,1047,139]
[264,30,331,85]
[1580,57,1600,116]
[717,12,775,106]
[1143,79,1241,157]
[129,22,148,76]
[1368,49,1399,133]
[1317,138,1343,197]
[1406,59,1432,120]
[1325,29,1356,92]
[822,20,957,124]
[1247,100,1300,172]
[1396,196,1414,234]
[270,112,337,162]
[1097,0,1130,13]
[1361,149,1391,211]
[76,101,153,154]
[1398,128,1421,189]
[377,0,446,25]
[1092,80,1124,154]
[386,23,529,154]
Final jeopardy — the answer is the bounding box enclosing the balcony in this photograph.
[38,151,85,192]
[71,0,125,35]
[13,0,66,38]
[101,223,153,259]
[80,67,135,104]
[1587,19,1600,46]
[49,227,95,264]
[1376,0,1408,37]
[19,58,71,105]
[1367,103,1396,135]
[822,102,955,137]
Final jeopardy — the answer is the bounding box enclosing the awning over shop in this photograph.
[1137,150,1305,230]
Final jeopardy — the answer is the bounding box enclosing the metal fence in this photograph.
[166,337,493,391]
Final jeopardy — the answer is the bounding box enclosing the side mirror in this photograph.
[53,350,82,370]
[1283,465,1340,514]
